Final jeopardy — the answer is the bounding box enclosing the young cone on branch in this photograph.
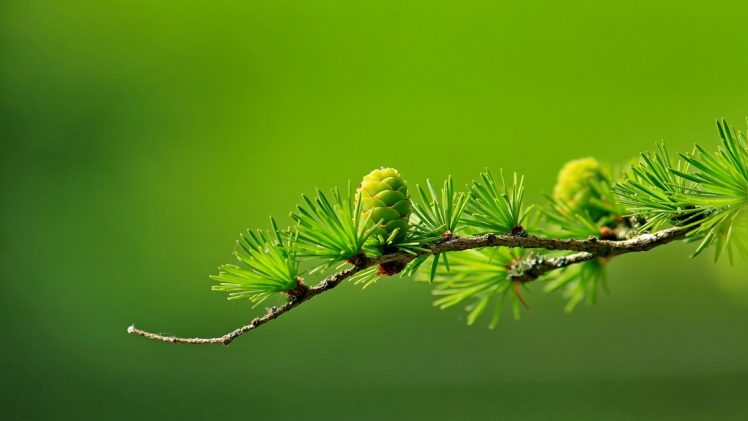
[357,167,412,244]
[356,167,412,275]
[553,157,611,221]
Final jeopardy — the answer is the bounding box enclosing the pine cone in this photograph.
[553,157,610,221]
[357,167,411,242]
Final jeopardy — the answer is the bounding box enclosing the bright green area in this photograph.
[2,1,748,419]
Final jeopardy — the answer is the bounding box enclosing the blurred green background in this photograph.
[2,1,748,419]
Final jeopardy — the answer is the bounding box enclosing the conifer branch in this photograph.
[128,226,686,345]
[128,119,746,344]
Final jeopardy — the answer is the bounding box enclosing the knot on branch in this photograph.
[285,278,310,301]
[347,254,371,268]
[377,260,407,276]
[510,225,528,237]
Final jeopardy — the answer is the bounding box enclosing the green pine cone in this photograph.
[553,157,610,221]
[357,167,411,242]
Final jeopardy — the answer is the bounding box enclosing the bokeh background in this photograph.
[2,1,748,419]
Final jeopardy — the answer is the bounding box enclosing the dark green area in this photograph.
[2,1,747,419]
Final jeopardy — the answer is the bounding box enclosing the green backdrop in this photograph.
[2,1,748,419]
